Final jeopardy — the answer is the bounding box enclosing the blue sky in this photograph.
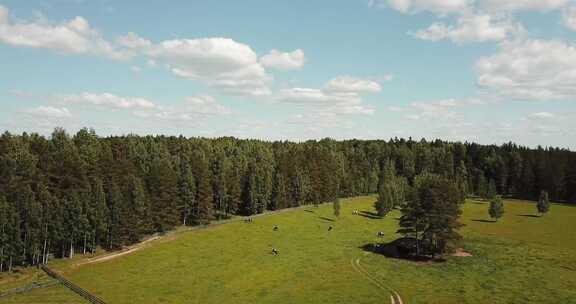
[1,0,575,148]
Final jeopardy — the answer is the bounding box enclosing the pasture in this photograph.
[2,196,576,303]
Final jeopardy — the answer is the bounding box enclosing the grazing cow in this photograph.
[377,231,385,237]
[328,226,333,231]
[273,225,279,231]
[272,248,279,255]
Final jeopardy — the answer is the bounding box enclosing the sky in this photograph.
[0,0,575,149]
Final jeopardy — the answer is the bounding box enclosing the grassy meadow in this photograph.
[2,196,576,303]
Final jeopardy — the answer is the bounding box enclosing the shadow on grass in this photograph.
[471,219,496,223]
[304,210,315,214]
[358,211,382,220]
[360,239,446,263]
[318,216,335,222]
[517,214,540,218]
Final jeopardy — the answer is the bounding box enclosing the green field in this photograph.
[2,196,576,303]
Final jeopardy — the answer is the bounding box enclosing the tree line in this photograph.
[0,128,574,271]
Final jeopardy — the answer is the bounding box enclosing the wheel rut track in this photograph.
[350,256,404,304]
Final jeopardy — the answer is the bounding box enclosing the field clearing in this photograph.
[2,196,576,303]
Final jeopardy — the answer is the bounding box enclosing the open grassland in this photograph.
[2,196,576,303]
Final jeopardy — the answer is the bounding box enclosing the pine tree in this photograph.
[398,173,463,255]
[195,159,214,225]
[489,195,504,222]
[333,198,341,219]
[487,179,497,200]
[537,190,551,216]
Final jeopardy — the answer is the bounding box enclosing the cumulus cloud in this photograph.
[323,76,382,94]
[479,0,569,12]
[0,5,129,60]
[277,88,374,115]
[260,49,306,71]
[414,14,524,44]
[116,33,272,96]
[384,0,471,15]
[276,76,384,115]
[134,95,231,122]
[117,31,152,49]
[563,6,576,31]
[380,0,569,14]
[525,112,556,120]
[476,39,576,101]
[183,95,231,115]
[56,92,157,110]
[21,106,72,118]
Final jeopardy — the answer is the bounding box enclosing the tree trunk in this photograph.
[8,256,12,272]
[83,233,87,255]
[69,239,74,258]
[42,235,48,265]
[0,247,3,272]
[92,232,97,254]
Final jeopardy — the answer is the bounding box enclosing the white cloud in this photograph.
[183,95,231,115]
[21,106,72,118]
[117,33,272,96]
[385,0,471,15]
[480,0,569,12]
[414,14,524,44]
[260,49,306,71]
[323,76,382,93]
[57,92,157,110]
[404,114,421,120]
[277,88,374,115]
[134,95,231,121]
[117,31,151,49]
[563,6,576,31]
[476,39,576,101]
[276,76,383,115]
[526,112,556,120]
[0,5,129,60]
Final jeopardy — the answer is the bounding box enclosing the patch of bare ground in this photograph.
[452,248,472,257]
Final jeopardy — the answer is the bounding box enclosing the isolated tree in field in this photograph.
[487,179,497,200]
[398,173,463,255]
[537,190,551,216]
[489,195,504,222]
[333,198,341,219]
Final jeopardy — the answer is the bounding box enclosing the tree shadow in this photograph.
[471,219,496,223]
[359,239,445,263]
[318,216,335,222]
[358,211,382,220]
[304,210,315,214]
[517,214,540,218]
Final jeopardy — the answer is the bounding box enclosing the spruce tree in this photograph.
[489,195,504,222]
[487,179,497,200]
[195,159,214,225]
[398,173,463,255]
[537,190,551,216]
[333,198,341,219]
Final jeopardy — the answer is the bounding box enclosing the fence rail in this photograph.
[40,265,106,304]
[0,280,60,299]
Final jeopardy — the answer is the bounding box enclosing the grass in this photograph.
[2,196,576,303]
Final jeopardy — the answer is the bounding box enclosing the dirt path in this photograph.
[74,236,161,267]
[350,256,404,304]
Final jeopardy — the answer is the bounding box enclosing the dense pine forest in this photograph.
[0,128,575,271]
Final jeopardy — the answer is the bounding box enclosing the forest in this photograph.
[0,128,575,271]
